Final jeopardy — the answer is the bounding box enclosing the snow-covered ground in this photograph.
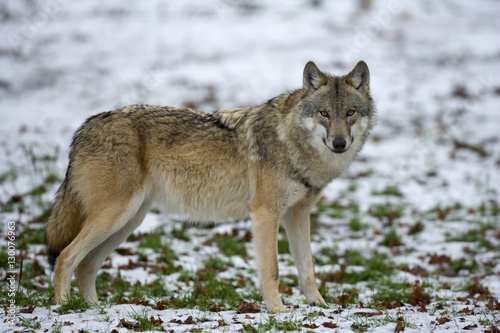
[1,0,499,332]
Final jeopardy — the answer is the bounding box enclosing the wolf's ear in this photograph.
[346,61,370,91]
[303,61,327,92]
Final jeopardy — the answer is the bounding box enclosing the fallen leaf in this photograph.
[428,254,451,265]
[458,307,474,314]
[409,281,431,308]
[150,316,163,325]
[322,322,338,328]
[115,247,133,255]
[237,300,260,313]
[242,323,258,333]
[381,300,405,309]
[19,306,36,314]
[435,317,451,325]
[353,310,383,317]
[484,326,500,333]
[129,297,149,306]
[304,323,319,328]
[118,258,148,270]
[279,284,293,295]
[394,316,404,332]
[463,324,478,330]
[156,301,167,310]
[213,320,228,328]
[209,304,222,312]
[486,299,500,310]
[118,318,136,329]
[409,265,428,277]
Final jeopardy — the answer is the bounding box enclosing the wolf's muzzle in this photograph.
[332,138,347,153]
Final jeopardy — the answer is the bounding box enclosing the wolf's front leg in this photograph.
[251,207,289,313]
[283,200,327,307]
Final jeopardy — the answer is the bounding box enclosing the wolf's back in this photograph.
[46,175,84,268]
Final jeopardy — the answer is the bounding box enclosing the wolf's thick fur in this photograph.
[46,61,375,313]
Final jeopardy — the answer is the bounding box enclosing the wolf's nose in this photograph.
[332,138,346,151]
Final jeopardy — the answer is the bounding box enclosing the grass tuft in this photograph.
[57,295,91,314]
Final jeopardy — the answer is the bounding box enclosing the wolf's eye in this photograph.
[319,110,329,117]
[347,110,356,116]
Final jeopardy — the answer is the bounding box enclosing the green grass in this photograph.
[165,254,259,311]
[96,272,134,303]
[257,315,302,332]
[0,168,18,184]
[18,316,42,330]
[314,246,340,266]
[349,313,418,331]
[172,225,191,241]
[347,216,370,232]
[449,229,482,243]
[207,233,248,258]
[280,274,299,288]
[17,227,46,250]
[326,287,360,308]
[372,185,404,197]
[478,200,500,217]
[380,228,403,247]
[57,295,91,314]
[317,200,360,219]
[343,250,395,283]
[164,276,248,311]
[138,232,166,252]
[96,272,175,305]
[369,280,411,305]
[124,308,165,331]
[368,203,405,223]
[446,226,495,250]
[449,258,481,274]
[408,221,425,235]
[203,254,232,271]
[277,231,289,254]
[318,249,396,287]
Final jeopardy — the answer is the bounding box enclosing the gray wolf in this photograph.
[46,61,375,313]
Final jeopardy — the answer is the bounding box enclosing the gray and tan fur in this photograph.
[46,61,376,313]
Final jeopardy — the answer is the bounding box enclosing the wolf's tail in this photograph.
[46,176,84,268]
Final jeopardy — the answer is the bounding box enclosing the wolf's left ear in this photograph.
[303,61,327,92]
[346,61,370,92]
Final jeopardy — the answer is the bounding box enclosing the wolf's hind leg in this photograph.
[54,195,144,304]
[76,198,152,303]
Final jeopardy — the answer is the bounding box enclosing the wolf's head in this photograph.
[298,61,376,154]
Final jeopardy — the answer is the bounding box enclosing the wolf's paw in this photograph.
[268,305,292,314]
[306,293,328,308]
[309,300,330,309]
[264,298,291,313]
